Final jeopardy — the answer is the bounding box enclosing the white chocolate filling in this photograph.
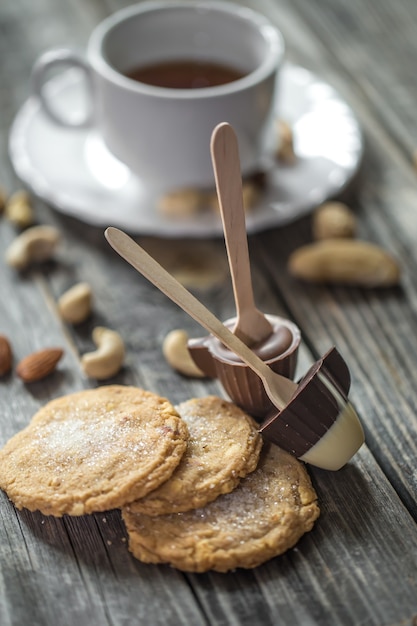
[299,373,365,471]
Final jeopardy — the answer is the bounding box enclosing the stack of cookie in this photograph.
[0,385,319,572]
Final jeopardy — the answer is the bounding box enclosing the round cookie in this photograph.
[0,385,188,516]
[122,443,319,572]
[129,395,262,515]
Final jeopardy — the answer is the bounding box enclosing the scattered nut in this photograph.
[288,239,400,287]
[4,190,34,228]
[16,348,64,382]
[0,186,7,213]
[276,119,296,164]
[241,181,261,212]
[157,188,204,218]
[81,327,125,379]
[58,282,93,324]
[5,225,60,270]
[162,329,206,378]
[158,174,264,219]
[208,180,260,213]
[0,335,12,376]
[206,191,219,212]
[312,202,357,240]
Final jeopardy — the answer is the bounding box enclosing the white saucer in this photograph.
[9,63,363,237]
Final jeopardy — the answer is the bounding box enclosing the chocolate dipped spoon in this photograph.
[188,123,300,416]
[211,122,273,345]
[105,226,364,470]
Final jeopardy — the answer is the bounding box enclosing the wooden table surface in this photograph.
[1,0,417,624]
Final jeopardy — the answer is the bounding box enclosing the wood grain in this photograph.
[1,0,417,624]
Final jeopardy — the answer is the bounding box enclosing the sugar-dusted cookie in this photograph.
[122,443,319,572]
[129,396,262,515]
[0,385,188,516]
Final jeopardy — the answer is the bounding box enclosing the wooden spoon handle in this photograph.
[105,227,295,408]
[210,122,273,345]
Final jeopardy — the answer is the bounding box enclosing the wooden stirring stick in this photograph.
[105,227,295,407]
[210,122,273,346]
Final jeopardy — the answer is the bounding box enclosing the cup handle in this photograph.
[31,49,94,128]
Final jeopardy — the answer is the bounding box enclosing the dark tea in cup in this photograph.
[125,59,245,89]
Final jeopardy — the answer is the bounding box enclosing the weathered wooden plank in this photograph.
[28,198,417,625]
[0,500,207,626]
[254,129,417,517]
[4,180,417,625]
[281,0,417,161]
[2,0,417,625]
[189,451,417,626]
[0,502,109,626]
[0,267,204,626]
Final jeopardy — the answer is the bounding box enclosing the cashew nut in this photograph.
[208,180,260,213]
[58,282,93,324]
[276,119,296,164]
[157,187,204,218]
[81,327,125,379]
[162,329,206,378]
[312,202,357,240]
[5,225,60,270]
[5,190,34,229]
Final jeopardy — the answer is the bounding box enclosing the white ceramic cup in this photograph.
[31,1,284,190]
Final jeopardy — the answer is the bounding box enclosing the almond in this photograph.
[0,335,12,376]
[16,348,63,382]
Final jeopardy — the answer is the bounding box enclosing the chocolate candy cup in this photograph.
[188,315,301,418]
[259,347,364,470]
